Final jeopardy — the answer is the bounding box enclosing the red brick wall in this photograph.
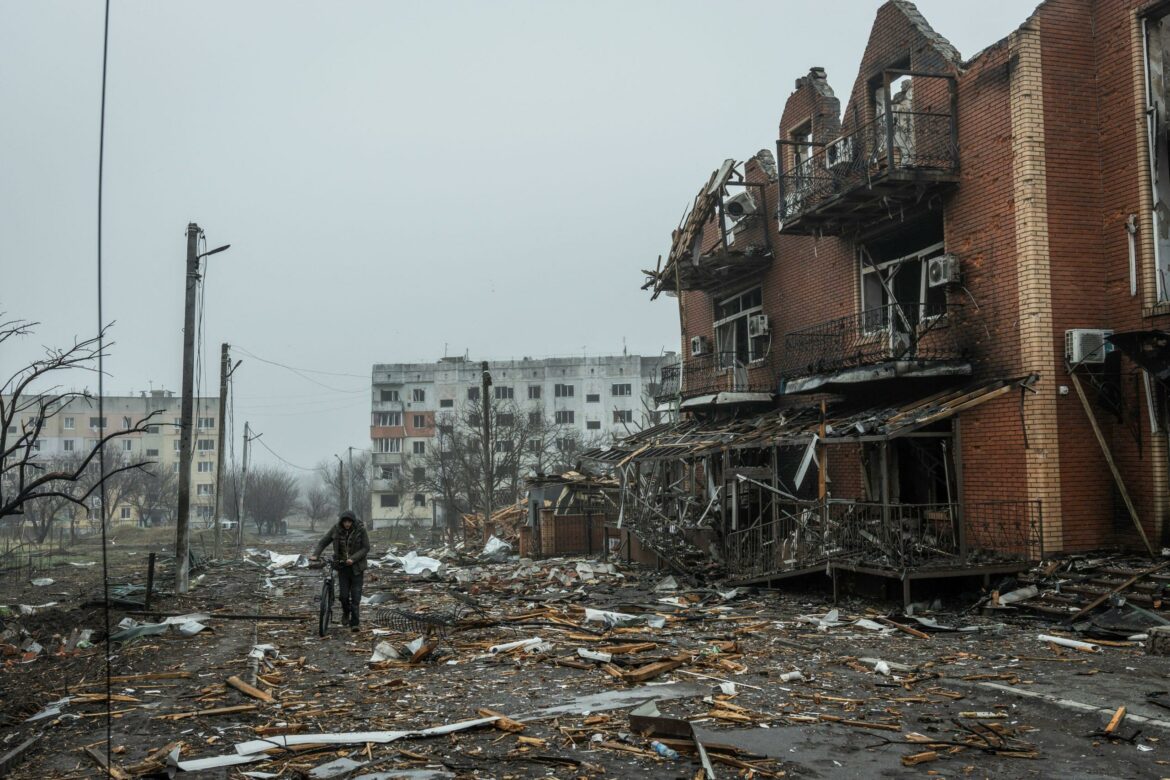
[665,0,1170,555]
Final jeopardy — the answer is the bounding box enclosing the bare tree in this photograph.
[413,398,592,537]
[242,465,300,536]
[318,451,371,519]
[303,483,335,532]
[121,463,179,528]
[0,319,158,527]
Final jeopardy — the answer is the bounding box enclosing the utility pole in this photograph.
[175,223,229,593]
[347,446,354,512]
[213,344,228,559]
[213,345,241,560]
[236,421,253,553]
[175,224,199,594]
[335,454,346,512]
[480,361,492,544]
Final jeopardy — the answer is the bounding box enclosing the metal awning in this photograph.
[1108,330,1170,381]
[583,376,1035,466]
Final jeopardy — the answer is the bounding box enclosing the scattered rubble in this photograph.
[3,540,1170,777]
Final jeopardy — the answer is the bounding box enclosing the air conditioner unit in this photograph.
[927,254,960,287]
[824,136,853,169]
[1065,328,1114,365]
[748,313,770,338]
[690,335,710,357]
[724,190,757,220]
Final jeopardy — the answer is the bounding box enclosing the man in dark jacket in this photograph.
[310,510,370,631]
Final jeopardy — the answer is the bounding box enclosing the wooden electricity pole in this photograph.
[213,344,229,559]
[176,224,229,591]
[236,421,252,553]
[481,361,493,543]
[213,344,240,559]
[175,224,200,593]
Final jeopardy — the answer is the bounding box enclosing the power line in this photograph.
[254,436,317,472]
[94,0,113,772]
[232,345,370,385]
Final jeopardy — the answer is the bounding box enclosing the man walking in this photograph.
[310,510,370,631]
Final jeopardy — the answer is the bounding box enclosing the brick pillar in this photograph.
[1010,19,1065,554]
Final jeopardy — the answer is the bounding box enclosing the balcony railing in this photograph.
[656,363,681,403]
[683,352,774,399]
[778,302,967,388]
[723,499,1042,580]
[778,108,958,232]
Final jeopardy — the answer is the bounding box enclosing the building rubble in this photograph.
[3,536,1170,778]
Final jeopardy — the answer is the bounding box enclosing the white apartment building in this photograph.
[368,354,672,526]
[3,389,220,527]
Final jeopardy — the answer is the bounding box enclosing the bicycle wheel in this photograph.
[318,577,333,637]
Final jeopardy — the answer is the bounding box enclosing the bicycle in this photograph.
[310,555,336,637]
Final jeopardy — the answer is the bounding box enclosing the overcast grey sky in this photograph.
[1,0,1032,475]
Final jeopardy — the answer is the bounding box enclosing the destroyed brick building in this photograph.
[590,0,1170,600]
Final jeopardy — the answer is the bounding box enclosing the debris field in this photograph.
[4,536,1170,779]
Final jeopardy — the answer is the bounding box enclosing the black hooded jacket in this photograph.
[313,514,371,574]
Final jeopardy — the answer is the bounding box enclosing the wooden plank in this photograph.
[157,704,257,721]
[226,675,274,703]
[1064,561,1170,624]
[1105,706,1127,734]
[476,708,525,733]
[1070,373,1156,556]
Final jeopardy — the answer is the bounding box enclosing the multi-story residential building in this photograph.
[3,389,220,527]
[368,355,671,527]
[605,0,1170,602]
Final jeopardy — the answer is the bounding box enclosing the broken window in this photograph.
[412,389,426,403]
[380,389,399,402]
[859,218,947,333]
[713,286,766,368]
[439,399,454,408]
[611,383,632,396]
[1145,12,1170,300]
[413,493,426,507]
[375,411,401,426]
[373,437,402,453]
[873,70,915,167]
[554,383,575,398]
[380,494,399,508]
[613,410,633,424]
[497,413,515,427]
[586,393,600,403]
[528,411,542,426]
[586,420,601,430]
[467,387,480,402]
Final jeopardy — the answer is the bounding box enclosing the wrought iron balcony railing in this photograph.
[778,302,967,386]
[778,108,958,230]
[683,352,774,399]
[656,363,681,403]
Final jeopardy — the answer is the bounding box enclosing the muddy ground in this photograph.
[3,528,1170,779]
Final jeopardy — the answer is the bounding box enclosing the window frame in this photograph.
[712,286,766,367]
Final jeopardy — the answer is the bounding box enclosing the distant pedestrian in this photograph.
[309,510,370,631]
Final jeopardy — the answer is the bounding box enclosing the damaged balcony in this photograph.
[778,71,958,236]
[724,499,1044,591]
[655,360,681,404]
[778,302,970,394]
[644,157,775,299]
[680,352,775,408]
